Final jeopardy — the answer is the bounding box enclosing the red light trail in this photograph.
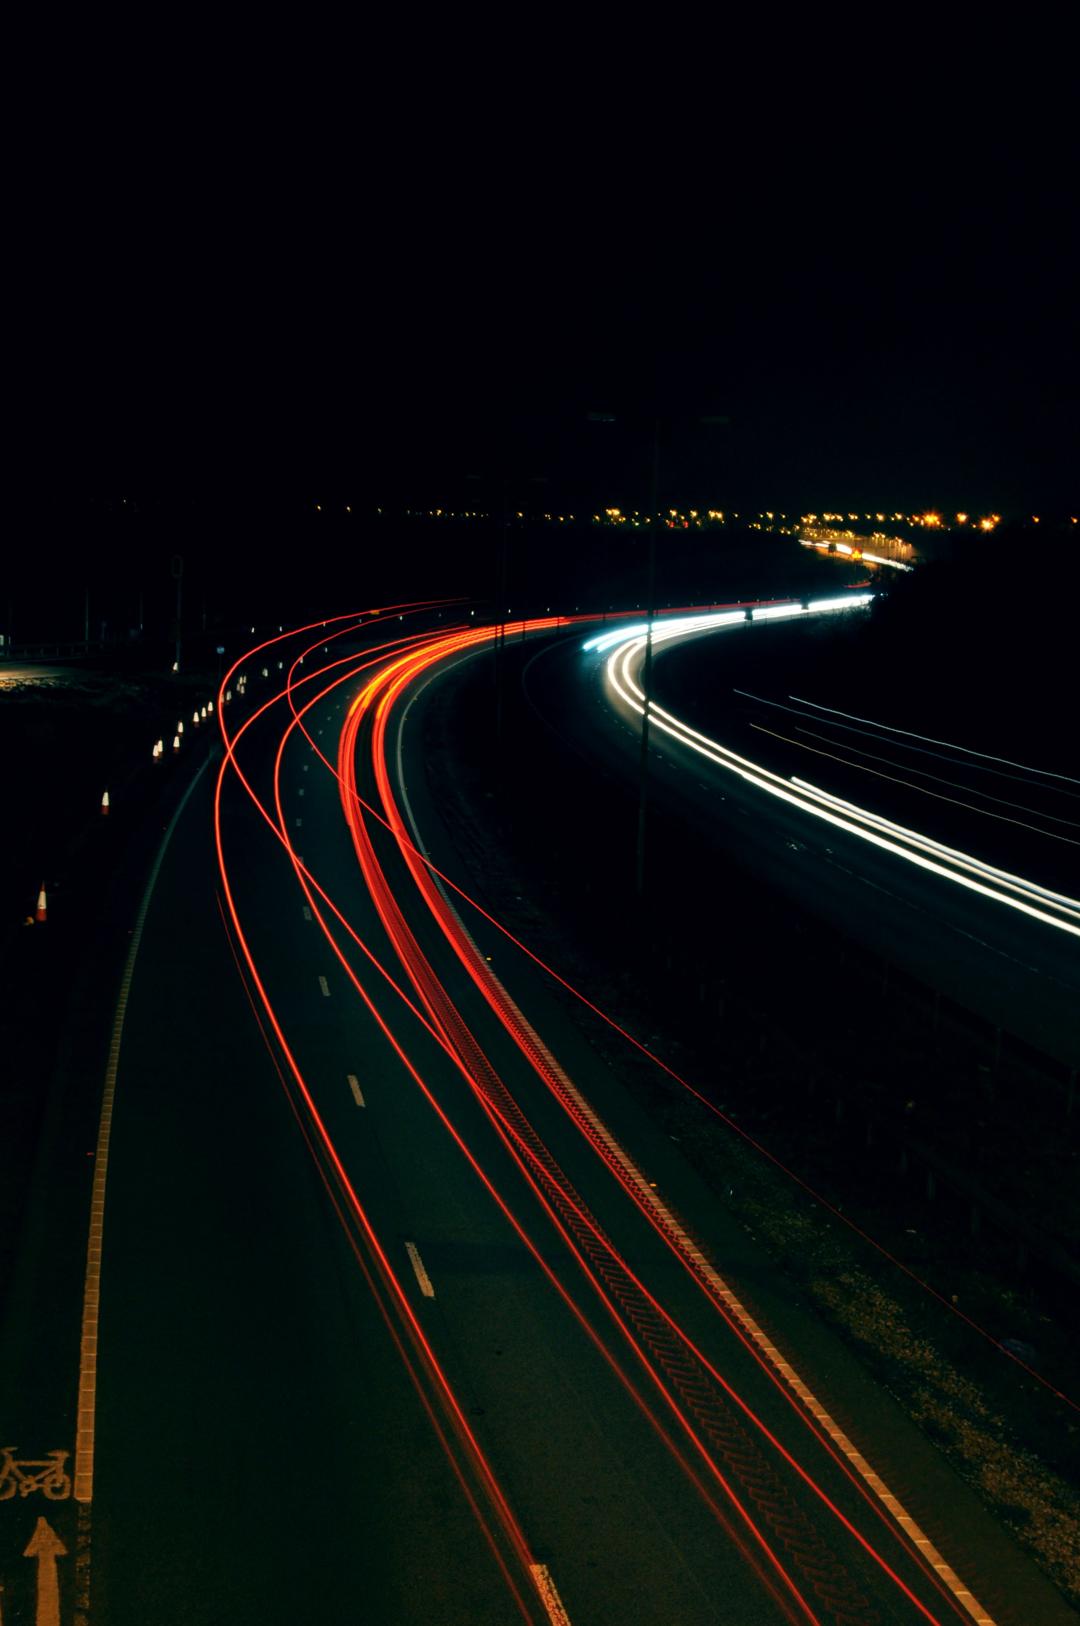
[212,604,1008,1625]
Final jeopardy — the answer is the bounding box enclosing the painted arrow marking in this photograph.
[24,1517,66,1626]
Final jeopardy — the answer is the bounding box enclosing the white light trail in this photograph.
[581,596,873,655]
[597,616,1080,940]
[789,695,1080,788]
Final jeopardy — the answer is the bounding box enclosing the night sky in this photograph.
[21,66,1078,521]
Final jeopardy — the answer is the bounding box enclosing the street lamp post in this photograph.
[589,409,730,899]
[171,553,184,673]
[495,480,509,745]
[635,419,662,898]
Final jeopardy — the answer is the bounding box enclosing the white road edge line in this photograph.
[347,1073,365,1107]
[530,1563,573,1625]
[405,1240,435,1298]
[74,757,211,1504]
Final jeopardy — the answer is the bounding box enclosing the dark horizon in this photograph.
[23,115,1077,519]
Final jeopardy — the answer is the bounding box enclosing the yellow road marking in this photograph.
[74,762,209,1502]
[24,1517,66,1626]
[405,1241,435,1298]
[530,1562,573,1625]
[347,1074,365,1107]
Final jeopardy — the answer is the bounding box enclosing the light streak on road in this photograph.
[750,722,1080,847]
[594,616,1080,939]
[238,612,1076,1425]
[221,609,822,1622]
[790,693,1080,789]
[338,619,991,1623]
[733,693,1080,835]
[214,608,546,1622]
[206,604,1021,1624]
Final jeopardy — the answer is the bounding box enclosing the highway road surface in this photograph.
[534,605,1080,1072]
[2,601,1075,1625]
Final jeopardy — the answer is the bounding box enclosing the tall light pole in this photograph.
[635,418,662,897]
[589,410,729,900]
[495,478,509,745]
[171,553,184,672]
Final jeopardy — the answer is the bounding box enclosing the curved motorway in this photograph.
[45,603,1077,1624]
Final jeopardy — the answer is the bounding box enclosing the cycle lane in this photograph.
[87,750,529,1625]
[0,757,216,1626]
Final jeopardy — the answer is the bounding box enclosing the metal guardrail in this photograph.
[0,642,104,661]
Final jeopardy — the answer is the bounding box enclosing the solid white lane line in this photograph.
[405,1241,435,1297]
[318,975,331,997]
[530,1563,573,1625]
[347,1073,365,1107]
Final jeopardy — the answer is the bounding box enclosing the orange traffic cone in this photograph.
[35,883,47,923]
[101,789,110,817]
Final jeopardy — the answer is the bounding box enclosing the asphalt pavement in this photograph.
[4,615,1076,1625]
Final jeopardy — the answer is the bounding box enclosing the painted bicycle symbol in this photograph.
[0,1447,71,1501]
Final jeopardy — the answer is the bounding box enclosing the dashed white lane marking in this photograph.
[392,708,994,1626]
[480,949,996,1623]
[74,759,210,1503]
[318,975,331,997]
[298,787,305,796]
[347,1074,365,1107]
[302,905,312,922]
[405,1241,435,1298]
[295,816,303,828]
[530,1563,573,1625]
